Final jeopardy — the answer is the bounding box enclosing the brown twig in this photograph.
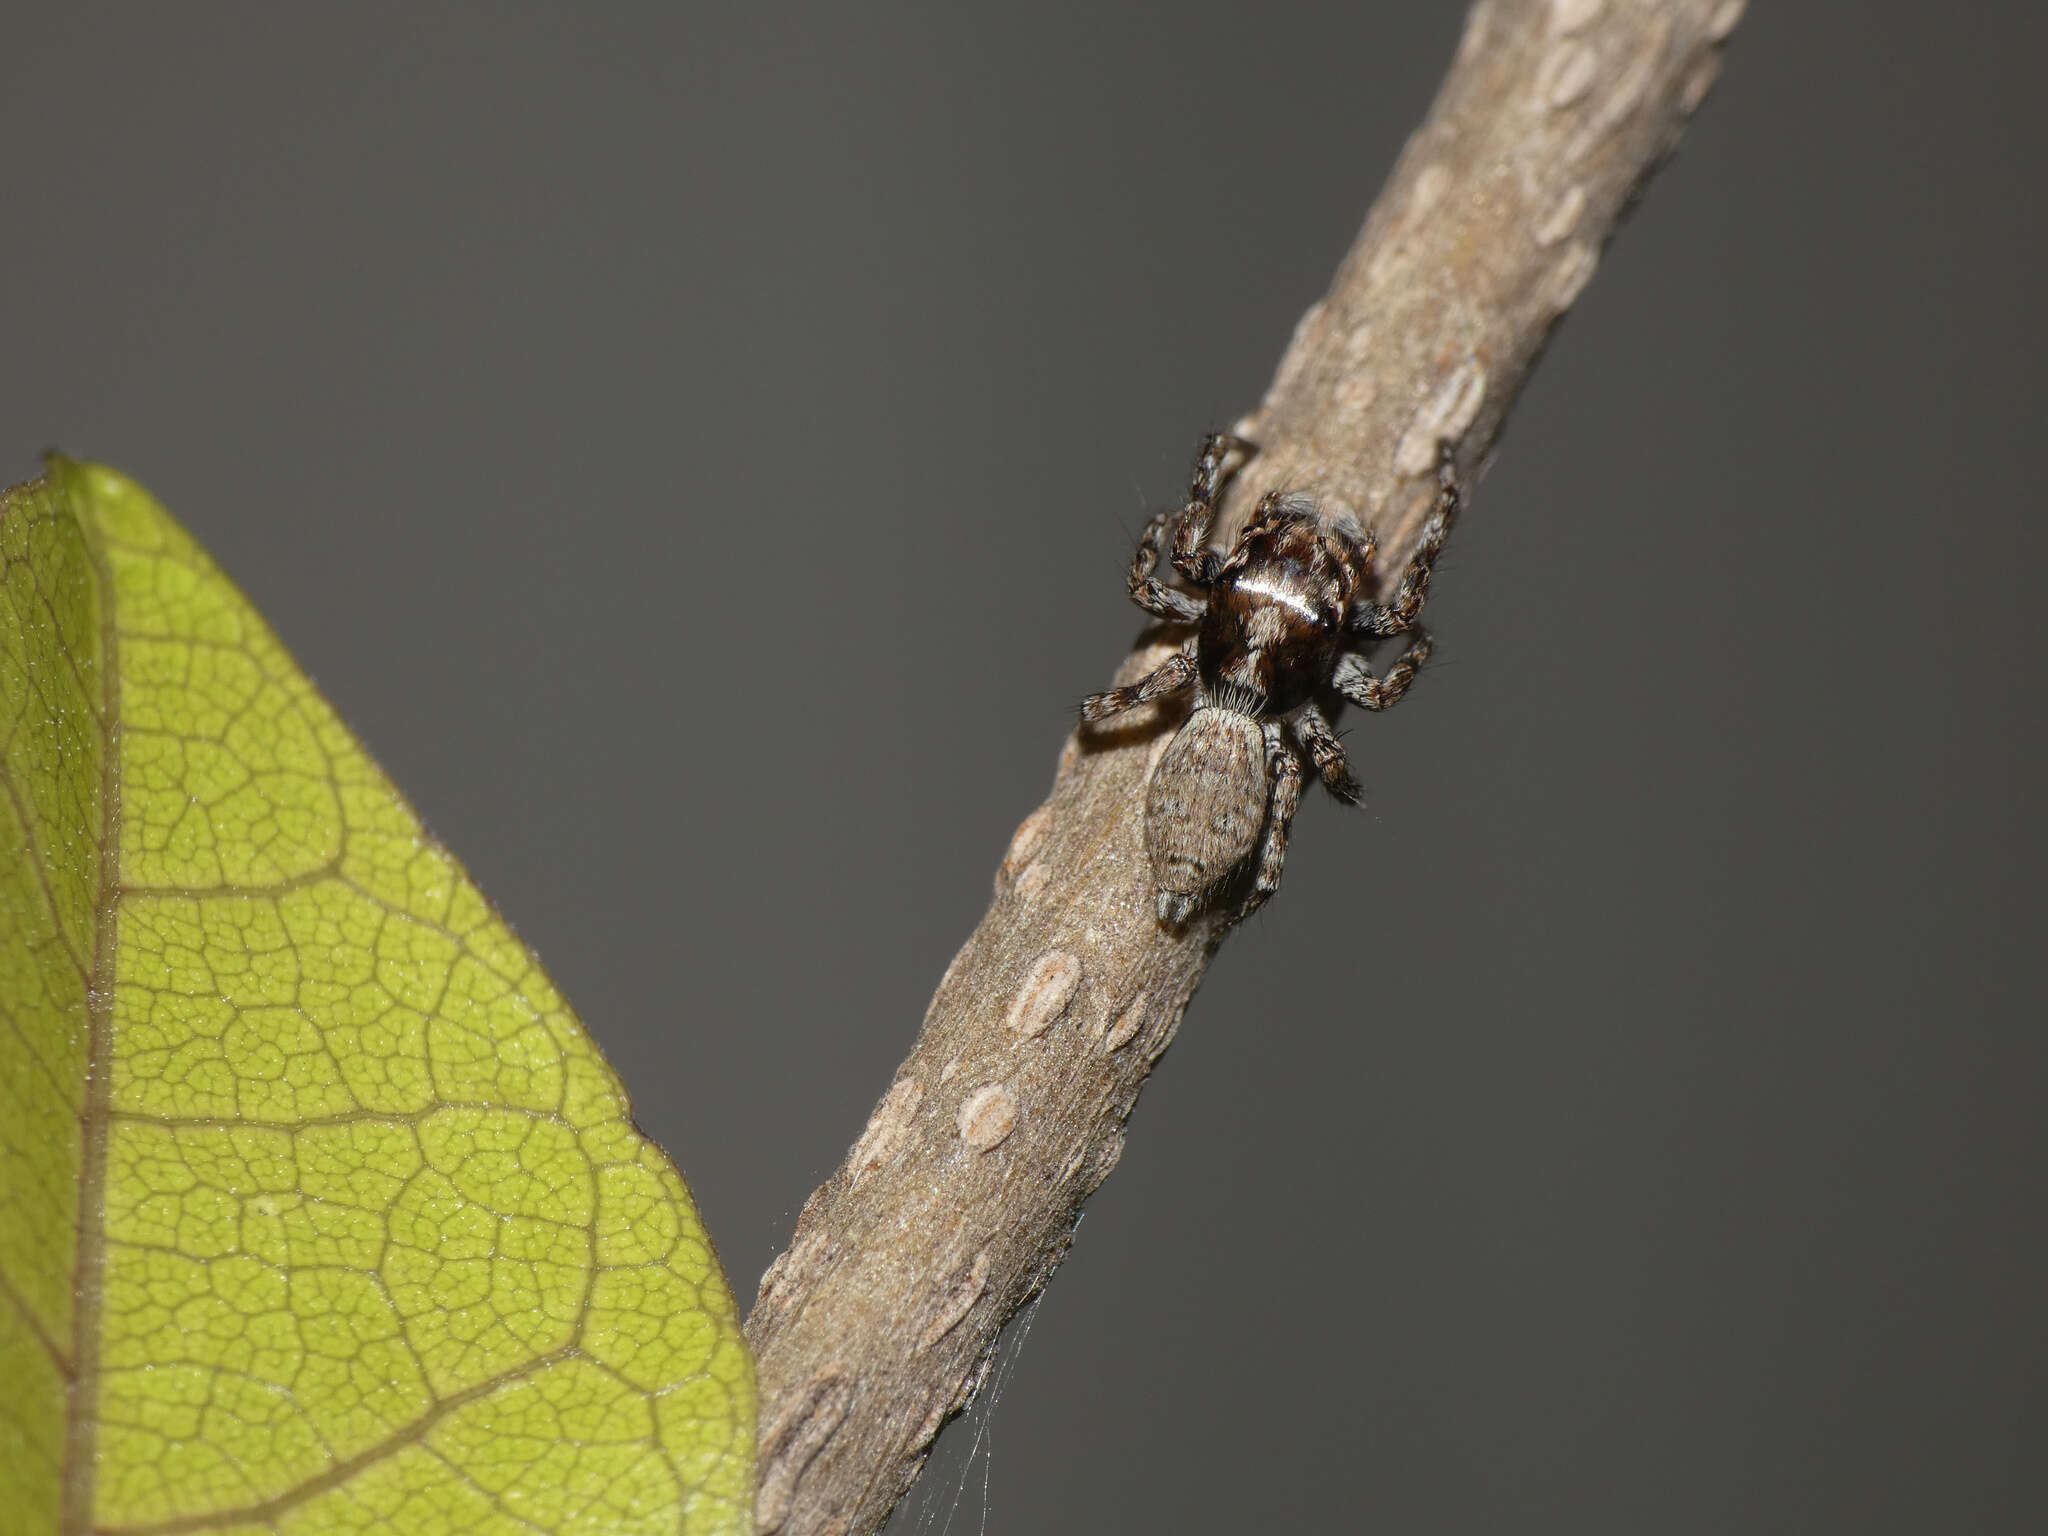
[744,3,1745,1531]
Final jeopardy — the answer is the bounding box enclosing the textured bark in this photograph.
[745,3,1747,1531]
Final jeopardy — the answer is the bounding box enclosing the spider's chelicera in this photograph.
[1081,432,1460,926]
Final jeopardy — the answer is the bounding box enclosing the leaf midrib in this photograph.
[58,486,119,1536]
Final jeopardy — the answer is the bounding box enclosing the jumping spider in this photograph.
[1080,432,1460,926]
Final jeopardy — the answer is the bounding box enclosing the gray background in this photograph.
[6,1,2043,1530]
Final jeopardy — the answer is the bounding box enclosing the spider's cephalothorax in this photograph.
[1080,432,1460,926]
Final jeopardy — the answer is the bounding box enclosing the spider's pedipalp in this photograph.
[1322,504,1380,570]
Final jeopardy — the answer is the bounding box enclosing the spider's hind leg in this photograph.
[1237,722,1304,922]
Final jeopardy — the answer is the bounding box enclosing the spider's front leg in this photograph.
[1126,506,1207,624]
[1079,648,1196,724]
[1333,626,1433,711]
[1351,443,1461,637]
[1239,722,1304,921]
[1171,431,1255,587]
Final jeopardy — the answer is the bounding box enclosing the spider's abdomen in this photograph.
[1145,708,1267,916]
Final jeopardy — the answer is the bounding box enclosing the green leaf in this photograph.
[0,461,753,1536]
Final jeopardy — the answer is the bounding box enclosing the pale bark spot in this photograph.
[1538,41,1597,109]
[1549,0,1603,35]
[957,1084,1018,1150]
[1008,950,1082,1039]
[1103,996,1149,1053]
[917,1249,991,1350]
[849,1076,925,1188]
[1535,183,1587,248]
[1394,359,1488,476]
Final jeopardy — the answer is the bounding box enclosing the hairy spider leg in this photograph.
[1333,626,1433,711]
[1126,505,1208,624]
[1240,722,1304,920]
[1351,443,1462,637]
[1291,701,1362,804]
[1170,430,1256,586]
[1079,649,1197,724]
